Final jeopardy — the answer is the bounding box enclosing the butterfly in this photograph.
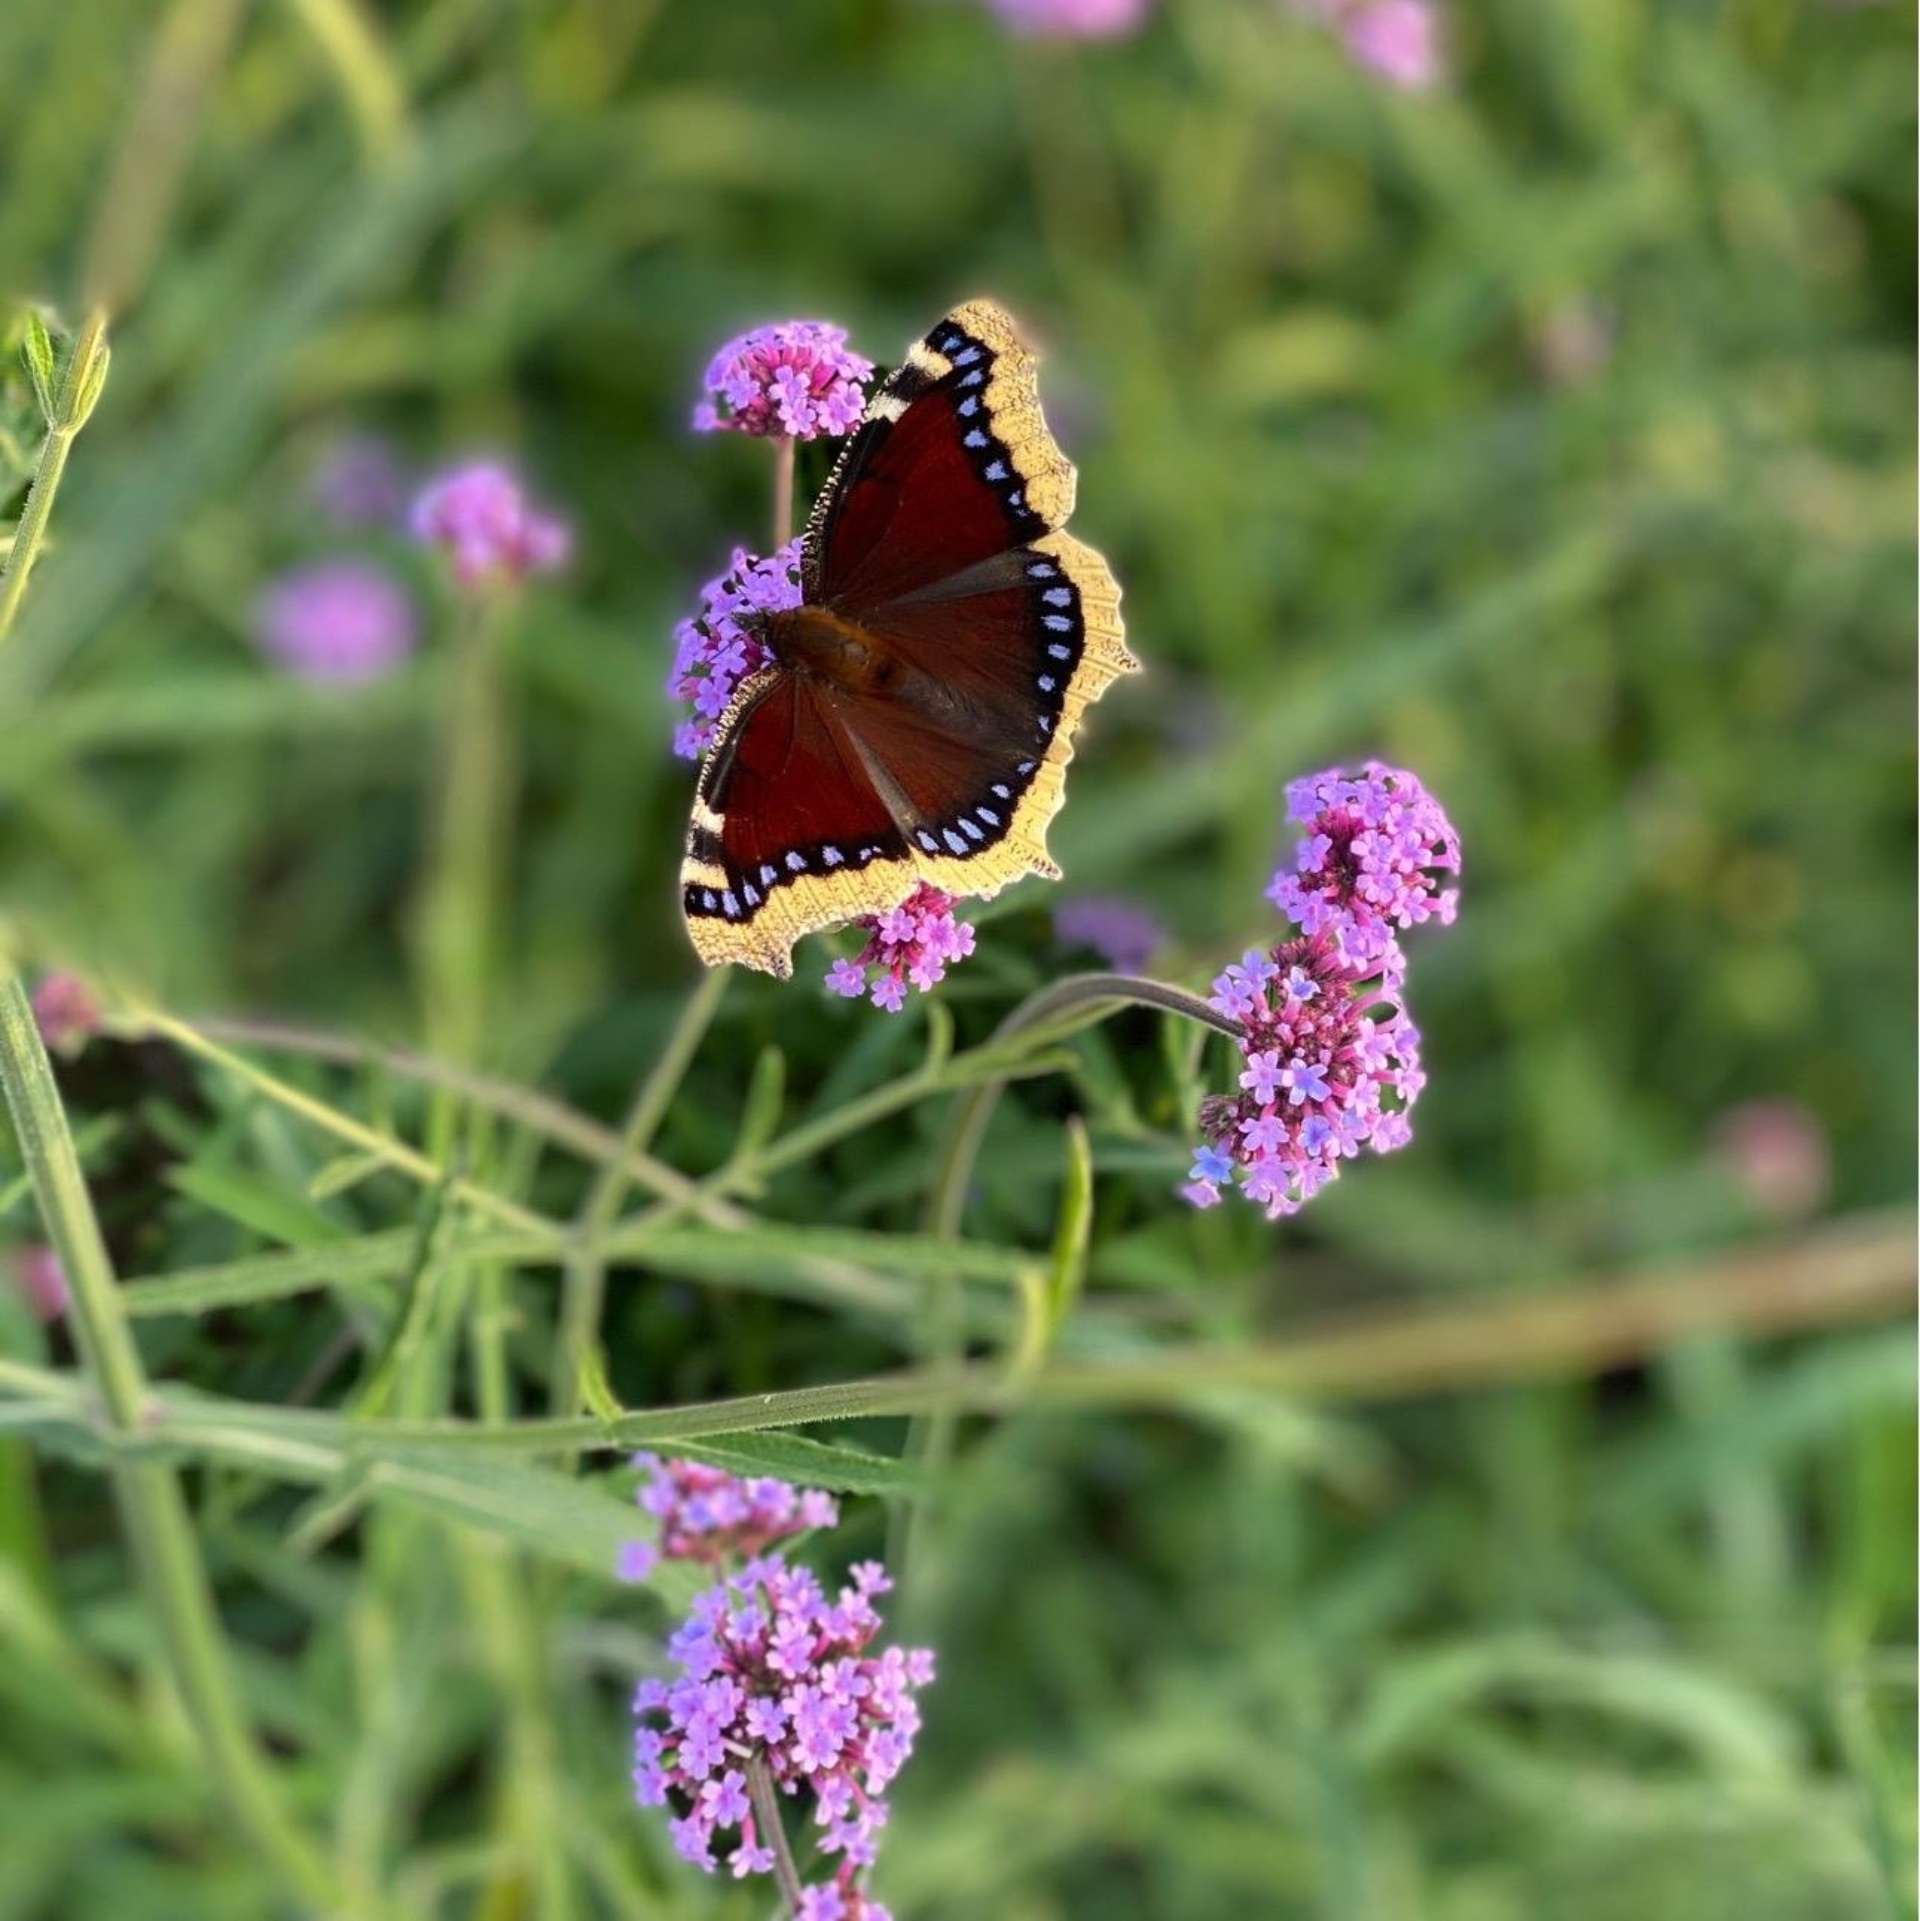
[681,299,1138,977]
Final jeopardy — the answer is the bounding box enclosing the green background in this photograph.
[0,1,1912,1916]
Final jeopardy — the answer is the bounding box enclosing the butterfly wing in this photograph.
[683,301,1136,976]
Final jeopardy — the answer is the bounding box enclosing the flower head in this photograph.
[694,322,873,441]
[1186,931,1422,1218]
[1052,895,1165,974]
[669,542,802,759]
[1267,762,1459,967]
[619,1457,840,1580]
[312,432,409,530]
[9,1245,67,1323]
[826,884,976,1011]
[410,461,571,588]
[633,1557,932,1901]
[984,0,1154,37]
[252,561,417,683]
[31,972,100,1057]
[1294,0,1443,89]
[1711,1099,1831,1223]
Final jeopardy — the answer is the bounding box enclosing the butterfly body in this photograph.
[682,301,1137,978]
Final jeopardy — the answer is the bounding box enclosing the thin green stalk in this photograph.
[552,969,728,1415]
[0,311,110,645]
[135,1008,556,1238]
[771,434,796,548]
[0,977,339,1909]
[747,1754,806,1912]
[897,973,1240,1576]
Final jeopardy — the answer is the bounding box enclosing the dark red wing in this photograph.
[686,672,907,913]
[805,312,1064,611]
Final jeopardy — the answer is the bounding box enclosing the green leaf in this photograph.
[165,1161,347,1250]
[1047,1116,1095,1336]
[19,316,55,422]
[672,1430,927,1496]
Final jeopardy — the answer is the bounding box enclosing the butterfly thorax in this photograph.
[761,604,896,695]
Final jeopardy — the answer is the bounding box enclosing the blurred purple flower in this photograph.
[411,461,571,588]
[826,884,976,1011]
[694,322,873,441]
[1295,0,1443,89]
[1711,1100,1831,1223]
[1187,933,1423,1218]
[1053,895,1165,973]
[618,1456,840,1582]
[1267,762,1459,968]
[633,1556,932,1903]
[311,433,410,530]
[10,1245,67,1322]
[253,561,417,684]
[984,0,1154,35]
[31,972,100,1057]
[669,542,802,760]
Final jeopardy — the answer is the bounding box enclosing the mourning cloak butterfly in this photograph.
[681,300,1138,976]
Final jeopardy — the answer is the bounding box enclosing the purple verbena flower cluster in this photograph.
[252,561,418,684]
[1266,762,1460,967]
[825,884,977,1012]
[618,1454,839,1582]
[31,972,100,1057]
[694,322,873,441]
[984,0,1155,37]
[668,542,801,760]
[1187,762,1458,1218]
[411,460,571,588]
[1188,933,1422,1216]
[1053,894,1165,974]
[634,1559,932,1894]
[1296,0,1444,89]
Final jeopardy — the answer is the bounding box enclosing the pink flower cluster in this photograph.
[1187,762,1457,1218]
[825,884,977,1012]
[1187,934,1422,1217]
[410,460,571,588]
[633,1557,932,1915]
[618,1454,839,1582]
[1298,0,1444,89]
[31,972,100,1056]
[694,322,873,441]
[8,1245,67,1323]
[253,561,417,684]
[668,541,801,760]
[1267,762,1460,967]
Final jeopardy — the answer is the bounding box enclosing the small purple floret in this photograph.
[669,542,802,760]
[619,1456,840,1577]
[825,884,976,1011]
[694,322,873,441]
[1266,762,1460,967]
[31,973,100,1057]
[632,1556,931,1916]
[252,561,417,683]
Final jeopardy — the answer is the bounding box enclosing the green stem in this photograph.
[0,977,339,1909]
[746,1754,806,1912]
[0,311,110,645]
[771,434,795,549]
[552,969,728,1415]
[898,973,1240,1575]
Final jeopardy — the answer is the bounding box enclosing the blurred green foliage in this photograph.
[0,0,1913,1916]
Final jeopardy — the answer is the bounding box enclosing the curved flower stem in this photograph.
[896,973,1242,1576]
[771,434,796,550]
[0,310,110,646]
[551,968,728,1415]
[0,976,339,1909]
[746,1754,806,1913]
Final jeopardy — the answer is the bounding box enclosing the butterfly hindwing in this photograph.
[683,301,1137,976]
